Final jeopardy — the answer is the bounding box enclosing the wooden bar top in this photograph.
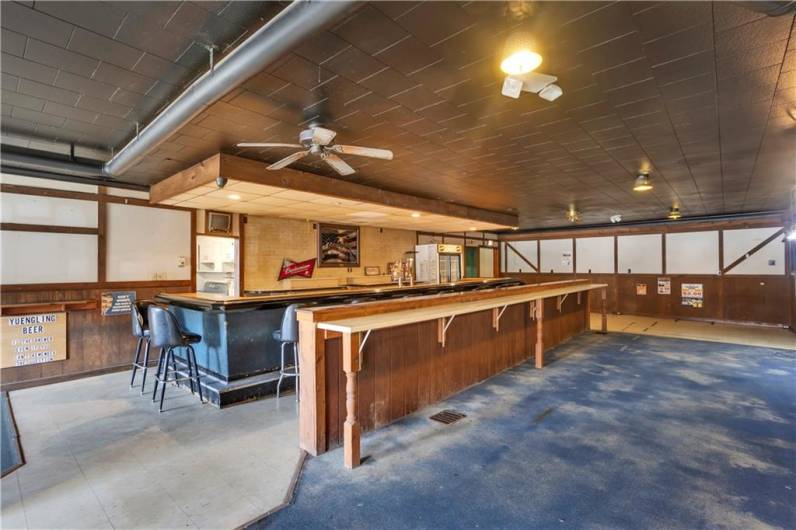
[314,282,607,333]
[157,278,515,309]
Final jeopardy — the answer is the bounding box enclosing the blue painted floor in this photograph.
[258,333,796,529]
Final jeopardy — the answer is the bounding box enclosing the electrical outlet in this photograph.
[178,256,187,268]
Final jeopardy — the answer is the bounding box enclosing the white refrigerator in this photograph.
[415,244,463,283]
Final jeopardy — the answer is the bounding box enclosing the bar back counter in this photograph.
[155,278,522,406]
[297,278,608,468]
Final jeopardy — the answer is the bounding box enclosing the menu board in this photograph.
[1,312,67,368]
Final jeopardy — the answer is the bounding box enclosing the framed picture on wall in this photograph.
[318,223,360,267]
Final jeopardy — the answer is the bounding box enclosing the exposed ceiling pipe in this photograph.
[1,149,148,190]
[735,1,796,16]
[102,0,356,178]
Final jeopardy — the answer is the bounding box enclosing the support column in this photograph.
[298,319,326,455]
[534,298,544,369]
[600,287,608,334]
[342,332,361,469]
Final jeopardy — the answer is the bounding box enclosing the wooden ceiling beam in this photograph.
[150,152,518,227]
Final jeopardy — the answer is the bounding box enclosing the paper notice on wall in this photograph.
[561,252,572,267]
[657,278,671,295]
[636,283,647,296]
[681,283,704,308]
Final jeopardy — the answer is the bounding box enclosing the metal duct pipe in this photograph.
[735,1,796,16]
[1,149,148,190]
[2,150,103,178]
[103,0,356,177]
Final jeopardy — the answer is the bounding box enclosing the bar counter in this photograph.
[155,278,522,406]
[296,279,608,468]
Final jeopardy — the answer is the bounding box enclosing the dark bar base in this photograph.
[173,365,293,408]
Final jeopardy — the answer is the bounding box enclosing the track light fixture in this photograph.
[633,172,653,192]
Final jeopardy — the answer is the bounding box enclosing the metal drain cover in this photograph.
[430,409,467,425]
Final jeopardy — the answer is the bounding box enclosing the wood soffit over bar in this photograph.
[149,152,518,227]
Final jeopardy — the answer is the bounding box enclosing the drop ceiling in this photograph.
[160,178,509,233]
[1,1,795,228]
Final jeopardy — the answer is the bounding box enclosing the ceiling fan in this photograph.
[237,126,393,176]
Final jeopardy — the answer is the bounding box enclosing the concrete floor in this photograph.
[0,372,300,529]
[261,333,796,529]
[592,313,796,350]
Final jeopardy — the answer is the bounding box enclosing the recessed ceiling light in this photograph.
[227,194,241,200]
[633,173,653,192]
[411,212,421,218]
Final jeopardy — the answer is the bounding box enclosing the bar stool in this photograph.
[147,305,204,413]
[273,304,300,401]
[130,300,154,394]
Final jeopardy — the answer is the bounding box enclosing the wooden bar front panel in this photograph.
[321,295,587,451]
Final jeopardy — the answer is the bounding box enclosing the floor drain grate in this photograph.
[430,409,467,425]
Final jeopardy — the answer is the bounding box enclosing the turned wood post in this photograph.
[342,332,361,469]
[534,298,544,369]
[600,287,608,334]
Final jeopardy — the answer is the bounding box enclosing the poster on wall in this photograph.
[318,223,360,267]
[1,312,67,368]
[278,258,316,280]
[657,278,671,295]
[636,283,647,296]
[681,283,704,308]
[101,291,136,316]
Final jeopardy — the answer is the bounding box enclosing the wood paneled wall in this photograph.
[320,295,587,451]
[503,272,792,327]
[0,284,189,390]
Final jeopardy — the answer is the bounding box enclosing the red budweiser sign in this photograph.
[278,258,316,280]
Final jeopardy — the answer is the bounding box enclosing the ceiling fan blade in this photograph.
[332,145,394,160]
[311,126,337,145]
[237,143,303,148]
[321,153,355,175]
[266,150,310,170]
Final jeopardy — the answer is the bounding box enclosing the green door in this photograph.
[464,247,478,278]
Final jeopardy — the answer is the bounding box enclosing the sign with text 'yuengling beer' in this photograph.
[1,312,67,368]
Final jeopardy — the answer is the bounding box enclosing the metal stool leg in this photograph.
[276,341,286,400]
[152,347,166,402]
[130,337,143,387]
[159,348,172,412]
[293,342,299,402]
[189,346,203,403]
[185,347,196,395]
[139,338,151,395]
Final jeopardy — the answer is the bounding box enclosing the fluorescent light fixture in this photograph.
[500,49,542,76]
[633,173,653,191]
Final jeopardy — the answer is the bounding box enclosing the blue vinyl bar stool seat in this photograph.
[130,300,154,394]
[147,305,204,413]
[273,304,300,401]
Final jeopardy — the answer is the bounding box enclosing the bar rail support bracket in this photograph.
[437,315,456,347]
[492,305,508,331]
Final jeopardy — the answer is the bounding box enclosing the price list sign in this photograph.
[1,312,67,368]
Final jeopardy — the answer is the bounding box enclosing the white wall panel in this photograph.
[0,172,97,193]
[106,188,149,199]
[666,231,719,274]
[505,240,538,273]
[723,227,785,275]
[106,204,191,281]
[540,238,573,273]
[0,193,97,227]
[1,231,97,284]
[618,234,662,274]
[576,236,614,273]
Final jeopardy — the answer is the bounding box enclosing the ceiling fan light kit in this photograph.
[237,126,394,176]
